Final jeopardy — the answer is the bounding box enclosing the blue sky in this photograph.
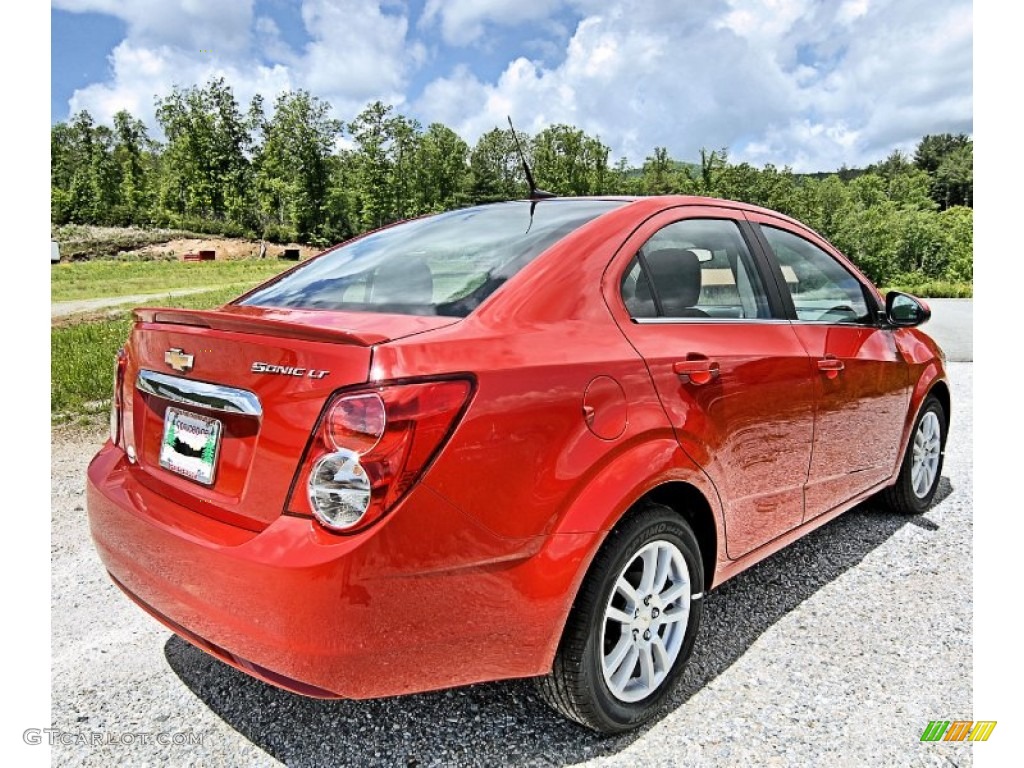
[50,0,973,172]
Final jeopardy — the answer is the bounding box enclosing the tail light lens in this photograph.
[110,347,127,446]
[288,377,474,532]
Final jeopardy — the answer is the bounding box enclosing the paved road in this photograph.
[922,299,972,362]
[50,364,973,767]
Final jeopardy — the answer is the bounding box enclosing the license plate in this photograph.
[159,407,222,485]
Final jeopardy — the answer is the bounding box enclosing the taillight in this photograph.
[288,377,474,532]
[110,347,127,446]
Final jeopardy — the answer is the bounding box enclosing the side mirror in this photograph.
[885,291,931,327]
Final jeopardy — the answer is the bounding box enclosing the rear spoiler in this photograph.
[133,308,389,346]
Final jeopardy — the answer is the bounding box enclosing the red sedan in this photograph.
[87,196,948,733]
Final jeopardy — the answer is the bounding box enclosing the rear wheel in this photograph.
[881,395,946,514]
[535,503,704,733]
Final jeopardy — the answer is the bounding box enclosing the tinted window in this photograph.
[241,200,624,317]
[761,226,871,323]
[622,218,771,320]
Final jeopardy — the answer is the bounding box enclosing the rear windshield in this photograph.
[239,200,624,317]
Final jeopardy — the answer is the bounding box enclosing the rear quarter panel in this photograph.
[372,199,714,542]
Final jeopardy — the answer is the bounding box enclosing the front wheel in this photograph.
[535,503,704,733]
[881,395,946,514]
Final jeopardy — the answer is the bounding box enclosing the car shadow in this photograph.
[164,482,950,767]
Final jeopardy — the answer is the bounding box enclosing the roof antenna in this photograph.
[507,116,556,200]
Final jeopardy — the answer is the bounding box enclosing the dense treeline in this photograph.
[51,78,972,289]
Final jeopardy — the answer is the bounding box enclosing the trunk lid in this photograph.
[121,305,458,530]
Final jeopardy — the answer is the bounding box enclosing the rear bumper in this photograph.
[87,443,596,699]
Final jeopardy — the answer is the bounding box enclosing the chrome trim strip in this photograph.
[136,370,262,417]
[632,317,792,325]
[631,317,878,327]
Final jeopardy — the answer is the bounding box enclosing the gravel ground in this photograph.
[50,363,973,767]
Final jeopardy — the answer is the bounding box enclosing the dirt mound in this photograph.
[135,237,320,261]
[51,225,324,262]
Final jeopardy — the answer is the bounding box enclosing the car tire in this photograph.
[535,502,704,733]
[881,395,946,514]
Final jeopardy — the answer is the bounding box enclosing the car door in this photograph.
[607,206,817,560]
[746,214,911,521]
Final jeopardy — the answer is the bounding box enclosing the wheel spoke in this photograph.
[615,576,639,607]
[604,633,633,676]
[660,606,688,624]
[638,646,656,689]
[654,546,673,593]
[606,605,633,625]
[661,581,687,606]
[651,634,670,672]
[610,645,640,691]
[638,547,658,594]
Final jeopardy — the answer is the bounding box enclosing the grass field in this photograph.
[51,259,293,302]
[50,234,303,420]
[51,287,247,420]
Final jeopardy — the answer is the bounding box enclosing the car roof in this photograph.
[501,194,809,229]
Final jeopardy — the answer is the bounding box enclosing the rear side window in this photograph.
[761,226,872,323]
[621,218,771,320]
[241,200,624,317]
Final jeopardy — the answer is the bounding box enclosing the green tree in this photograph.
[640,147,676,195]
[698,147,728,195]
[871,149,915,181]
[914,133,971,174]
[933,144,973,209]
[347,101,397,229]
[253,90,341,242]
[469,128,526,203]
[414,123,470,212]
[112,110,156,225]
[610,156,638,195]
[155,78,256,228]
[389,114,423,220]
[531,124,611,196]
[939,206,973,281]
[51,111,123,225]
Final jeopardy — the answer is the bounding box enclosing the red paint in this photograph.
[88,195,947,700]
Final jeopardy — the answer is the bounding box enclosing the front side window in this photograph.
[241,200,624,317]
[621,218,771,320]
[761,226,872,323]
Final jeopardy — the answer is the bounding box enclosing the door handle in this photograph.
[817,356,844,379]
[673,360,720,385]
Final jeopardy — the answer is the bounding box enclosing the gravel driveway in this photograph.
[50,363,973,767]
[51,288,219,318]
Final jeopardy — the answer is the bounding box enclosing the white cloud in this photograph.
[53,0,254,53]
[56,0,972,171]
[416,0,972,171]
[420,0,565,46]
[67,40,294,129]
[417,5,797,164]
[57,0,417,130]
[296,0,414,109]
[254,16,297,66]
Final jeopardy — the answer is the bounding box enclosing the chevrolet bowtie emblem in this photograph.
[165,348,194,373]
